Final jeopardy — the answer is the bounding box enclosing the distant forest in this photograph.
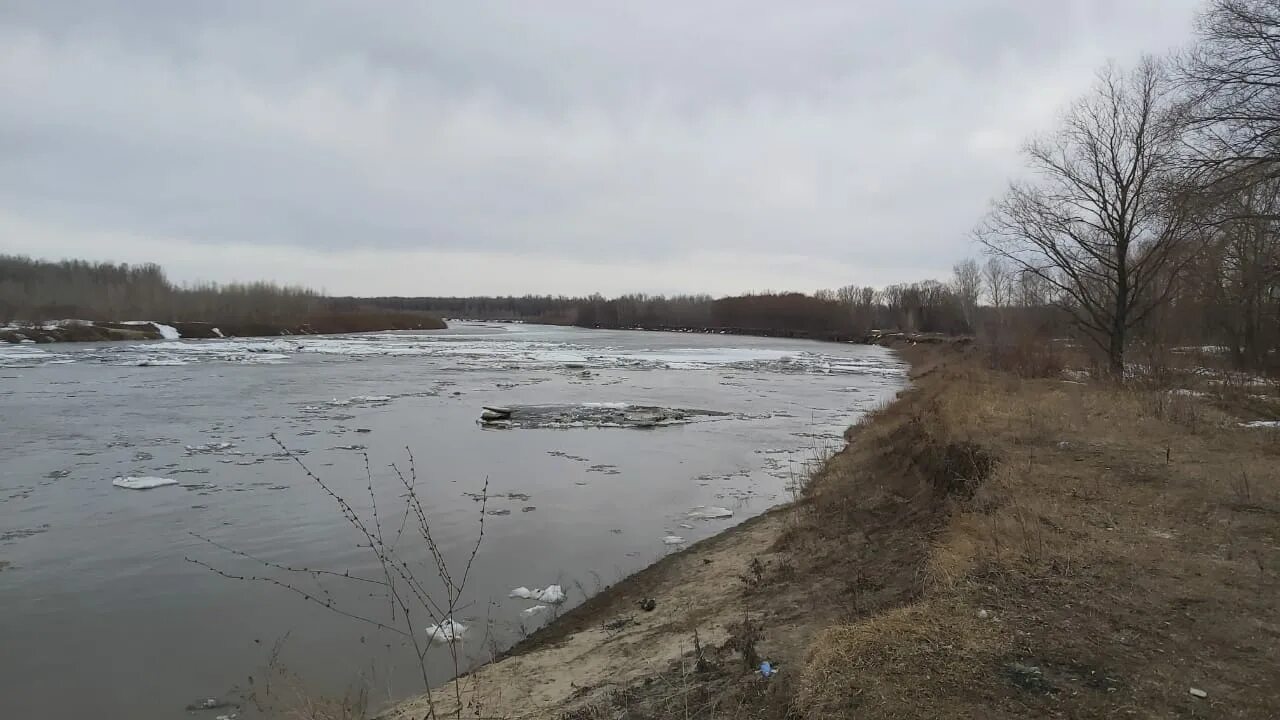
[346,281,981,340]
[0,255,443,333]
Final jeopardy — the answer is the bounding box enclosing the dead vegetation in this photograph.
[794,347,1280,719]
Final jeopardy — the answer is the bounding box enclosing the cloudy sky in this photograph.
[1,1,1204,297]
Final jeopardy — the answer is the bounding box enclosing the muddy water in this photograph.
[0,323,905,719]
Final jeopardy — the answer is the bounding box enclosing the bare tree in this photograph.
[1181,0,1280,190]
[978,59,1197,374]
[983,257,1014,308]
[951,259,982,331]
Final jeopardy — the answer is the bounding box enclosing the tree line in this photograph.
[0,255,442,331]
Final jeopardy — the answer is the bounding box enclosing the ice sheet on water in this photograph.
[186,442,236,454]
[520,605,549,617]
[509,585,567,604]
[662,535,686,545]
[424,619,466,644]
[134,357,188,367]
[484,404,728,430]
[112,476,178,490]
[687,506,733,520]
[0,345,75,367]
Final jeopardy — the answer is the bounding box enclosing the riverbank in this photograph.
[0,311,445,344]
[386,343,1280,719]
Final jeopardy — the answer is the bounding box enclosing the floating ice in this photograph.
[424,619,467,644]
[662,535,685,545]
[520,605,549,617]
[135,358,188,367]
[186,442,236,453]
[112,476,179,490]
[687,506,733,520]
[537,585,566,604]
[351,395,392,403]
[509,585,566,604]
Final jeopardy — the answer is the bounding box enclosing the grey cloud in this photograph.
[0,1,1204,293]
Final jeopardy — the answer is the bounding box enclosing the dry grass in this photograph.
[792,353,1280,719]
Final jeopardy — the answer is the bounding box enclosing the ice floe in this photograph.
[424,619,467,644]
[509,585,566,604]
[662,535,686,545]
[478,404,728,430]
[112,476,179,490]
[520,605,549,617]
[687,506,733,520]
[185,442,236,454]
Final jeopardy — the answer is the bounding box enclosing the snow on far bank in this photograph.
[121,321,181,339]
[112,476,178,490]
[1240,420,1280,428]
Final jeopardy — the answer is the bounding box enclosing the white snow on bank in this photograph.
[424,619,467,644]
[687,506,733,520]
[212,328,224,338]
[509,584,567,604]
[1240,420,1280,428]
[112,476,178,490]
[120,321,181,339]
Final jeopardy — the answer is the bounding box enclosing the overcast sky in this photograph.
[1,1,1204,297]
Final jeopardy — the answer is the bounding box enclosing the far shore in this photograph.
[0,312,446,345]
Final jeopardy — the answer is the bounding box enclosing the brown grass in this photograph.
[790,351,1280,719]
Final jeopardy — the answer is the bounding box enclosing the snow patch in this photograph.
[112,476,179,490]
[212,328,224,338]
[1240,420,1280,428]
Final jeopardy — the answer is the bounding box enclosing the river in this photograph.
[0,323,905,719]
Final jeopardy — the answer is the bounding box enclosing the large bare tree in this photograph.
[1181,0,1280,189]
[978,59,1197,374]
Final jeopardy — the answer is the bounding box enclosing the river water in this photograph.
[0,323,905,719]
